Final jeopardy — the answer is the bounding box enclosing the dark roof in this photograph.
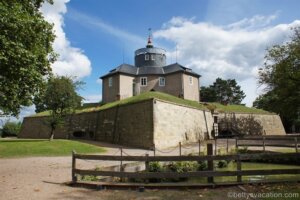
[100,63,201,79]
[138,66,164,75]
[163,63,201,77]
[100,64,137,78]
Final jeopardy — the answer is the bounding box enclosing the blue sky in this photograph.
[2,0,300,124]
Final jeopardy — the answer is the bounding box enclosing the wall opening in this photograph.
[73,131,86,138]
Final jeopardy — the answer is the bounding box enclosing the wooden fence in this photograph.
[236,135,299,152]
[72,144,300,188]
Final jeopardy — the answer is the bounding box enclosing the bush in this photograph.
[197,161,208,171]
[149,162,163,172]
[166,161,199,173]
[165,161,199,182]
[148,162,164,183]
[217,160,228,168]
[2,121,21,137]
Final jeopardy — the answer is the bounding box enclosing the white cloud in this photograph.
[154,16,300,106]
[83,95,102,103]
[41,0,92,78]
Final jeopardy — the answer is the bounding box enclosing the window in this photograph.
[145,54,149,60]
[159,77,165,86]
[140,77,147,86]
[189,76,193,85]
[108,77,113,87]
[151,54,155,60]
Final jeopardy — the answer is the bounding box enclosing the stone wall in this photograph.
[153,100,213,149]
[218,113,286,135]
[19,99,286,150]
[19,100,154,148]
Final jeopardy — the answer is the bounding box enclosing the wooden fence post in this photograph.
[120,148,123,171]
[263,136,266,152]
[153,144,156,157]
[198,139,201,156]
[179,142,182,156]
[226,138,229,154]
[72,150,77,183]
[207,143,214,183]
[295,137,298,153]
[235,138,238,151]
[237,154,242,182]
[145,153,149,171]
[214,139,217,155]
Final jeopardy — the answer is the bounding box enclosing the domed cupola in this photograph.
[134,30,166,68]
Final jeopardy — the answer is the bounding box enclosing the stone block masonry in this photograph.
[19,100,154,149]
[153,100,213,149]
[218,113,285,135]
[19,99,286,149]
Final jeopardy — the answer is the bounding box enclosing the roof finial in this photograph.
[146,28,153,48]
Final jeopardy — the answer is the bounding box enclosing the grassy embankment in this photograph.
[0,139,106,158]
[31,91,270,117]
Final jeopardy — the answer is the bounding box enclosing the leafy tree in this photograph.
[0,0,56,116]
[39,76,83,140]
[2,121,22,137]
[256,27,300,132]
[201,78,246,104]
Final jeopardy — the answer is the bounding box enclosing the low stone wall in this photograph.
[153,100,213,149]
[218,113,286,135]
[19,116,69,139]
[19,100,154,148]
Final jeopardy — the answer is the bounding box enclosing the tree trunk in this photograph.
[49,128,54,141]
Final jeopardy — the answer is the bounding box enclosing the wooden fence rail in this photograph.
[72,144,300,187]
[236,136,299,152]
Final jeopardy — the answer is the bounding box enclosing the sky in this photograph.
[2,0,300,124]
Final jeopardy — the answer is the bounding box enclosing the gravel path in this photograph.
[0,139,293,199]
[0,141,154,200]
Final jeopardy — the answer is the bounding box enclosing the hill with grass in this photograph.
[204,102,272,114]
[30,92,271,117]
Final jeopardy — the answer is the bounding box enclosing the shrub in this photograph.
[197,161,208,171]
[217,160,228,168]
[148,162,164,183]
[2,121,21,137]
[149,162,163,172]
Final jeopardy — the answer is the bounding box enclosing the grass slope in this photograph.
[209,102,271,114]
[31,92,271,117]
[0,139,106,158]
[31,92,207,117]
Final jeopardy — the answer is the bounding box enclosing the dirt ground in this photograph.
[0,140,299,200]
[0,155,245,200]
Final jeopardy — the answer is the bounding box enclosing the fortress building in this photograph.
[100,36,200,103]
[19,32,286,149]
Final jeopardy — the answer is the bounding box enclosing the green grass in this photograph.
[190,162,300,184]
[31,92,208,117]
[0,139,106,158]
[208,102,272,114]
[31,92,272,117]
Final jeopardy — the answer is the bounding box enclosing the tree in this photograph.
[256,27,300,132]
[0,0,56,116]
[2,121,22,137]
[201,78,246,104]
[39,76,83,140]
